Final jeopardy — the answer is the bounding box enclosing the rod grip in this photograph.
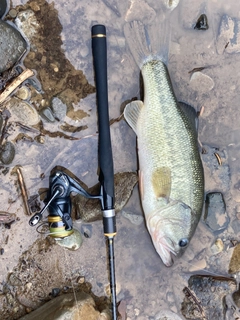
[91,25,114,209]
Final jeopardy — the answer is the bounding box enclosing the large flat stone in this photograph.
[0,20,27,73]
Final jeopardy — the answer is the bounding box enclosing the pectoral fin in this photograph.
[151,167,171,199]
[124,100,144,134]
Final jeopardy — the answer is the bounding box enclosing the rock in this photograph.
[80,224,92,238]
[15,10,40,44]
[217,15,240,54]
[204,192,229,232]
[189,71,214,93]
[51,98,67,120]
[0,0,7,18]
[188,258,207,272]
[194,14,209,30]
[229,243,240,274]
[0,141,15,164]
[40,107,55,122]
[74,172,138,222]
[210,238,224,255]
[19,291,111,320]
[15,86,31,101]
[122,211,143,225]
[181,275,237,320]
[0,20,27,73]
[6,97,40,126]
[55,229,83,251]
[154,310,183,320]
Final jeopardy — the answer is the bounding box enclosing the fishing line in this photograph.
[63,247,80,318]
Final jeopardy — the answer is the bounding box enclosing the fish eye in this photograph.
[179,238,189,247]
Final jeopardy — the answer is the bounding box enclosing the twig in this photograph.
[183,286,206,320]
[0,69,34,105]
[16,167,31,216]
[0,116,9,146]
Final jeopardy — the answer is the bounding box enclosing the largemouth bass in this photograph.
[124,21,204,266]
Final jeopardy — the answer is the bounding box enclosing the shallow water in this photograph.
[1,0,240,319]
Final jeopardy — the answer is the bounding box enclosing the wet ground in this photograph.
[1,0,240,319]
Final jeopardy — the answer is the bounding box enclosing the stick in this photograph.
[0,69,34,105]
[16,167,31,216]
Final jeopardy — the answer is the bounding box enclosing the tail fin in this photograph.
[124,16,171,69]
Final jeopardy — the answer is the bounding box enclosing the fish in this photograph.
[123,20,204,266]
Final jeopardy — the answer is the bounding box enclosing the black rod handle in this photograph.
[91,25,115,211]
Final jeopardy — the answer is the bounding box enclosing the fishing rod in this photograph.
[29,24,117,319]
[92,24,117,320]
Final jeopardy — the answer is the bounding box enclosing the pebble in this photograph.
[40,107,55,122]
[77,276,85,284]
[122,211,144,225]
[0,0,7,18]
[210,238,224,255]
[6,97,40,126]
[15,86,31,101]
[51,97,67,120]
[204,192,229,232]
[55,229,83,251]
[51,288,60,297]
[194,14,209,30]
[0,20,27,73]
[0,141,15,165]
[190,71,214,93]
[8,9,17,18]
[80,224,92,238]
[217,15,240,54]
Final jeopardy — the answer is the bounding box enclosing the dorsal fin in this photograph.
[124,100,143,134]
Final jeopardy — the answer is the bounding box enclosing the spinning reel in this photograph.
[29,167,101,238]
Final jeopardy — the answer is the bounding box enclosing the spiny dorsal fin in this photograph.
[124,100,143,134]
[151,167,171,199]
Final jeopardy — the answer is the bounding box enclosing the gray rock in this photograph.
[19,291,110,320]
[40,107,55,122]
[0,20,27,73]
[0,141,15,164]
[204,192,229,232]
[51,98,67,120]
[0,0,7,19]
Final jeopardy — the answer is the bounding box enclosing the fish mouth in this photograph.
[152,232,177,267]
